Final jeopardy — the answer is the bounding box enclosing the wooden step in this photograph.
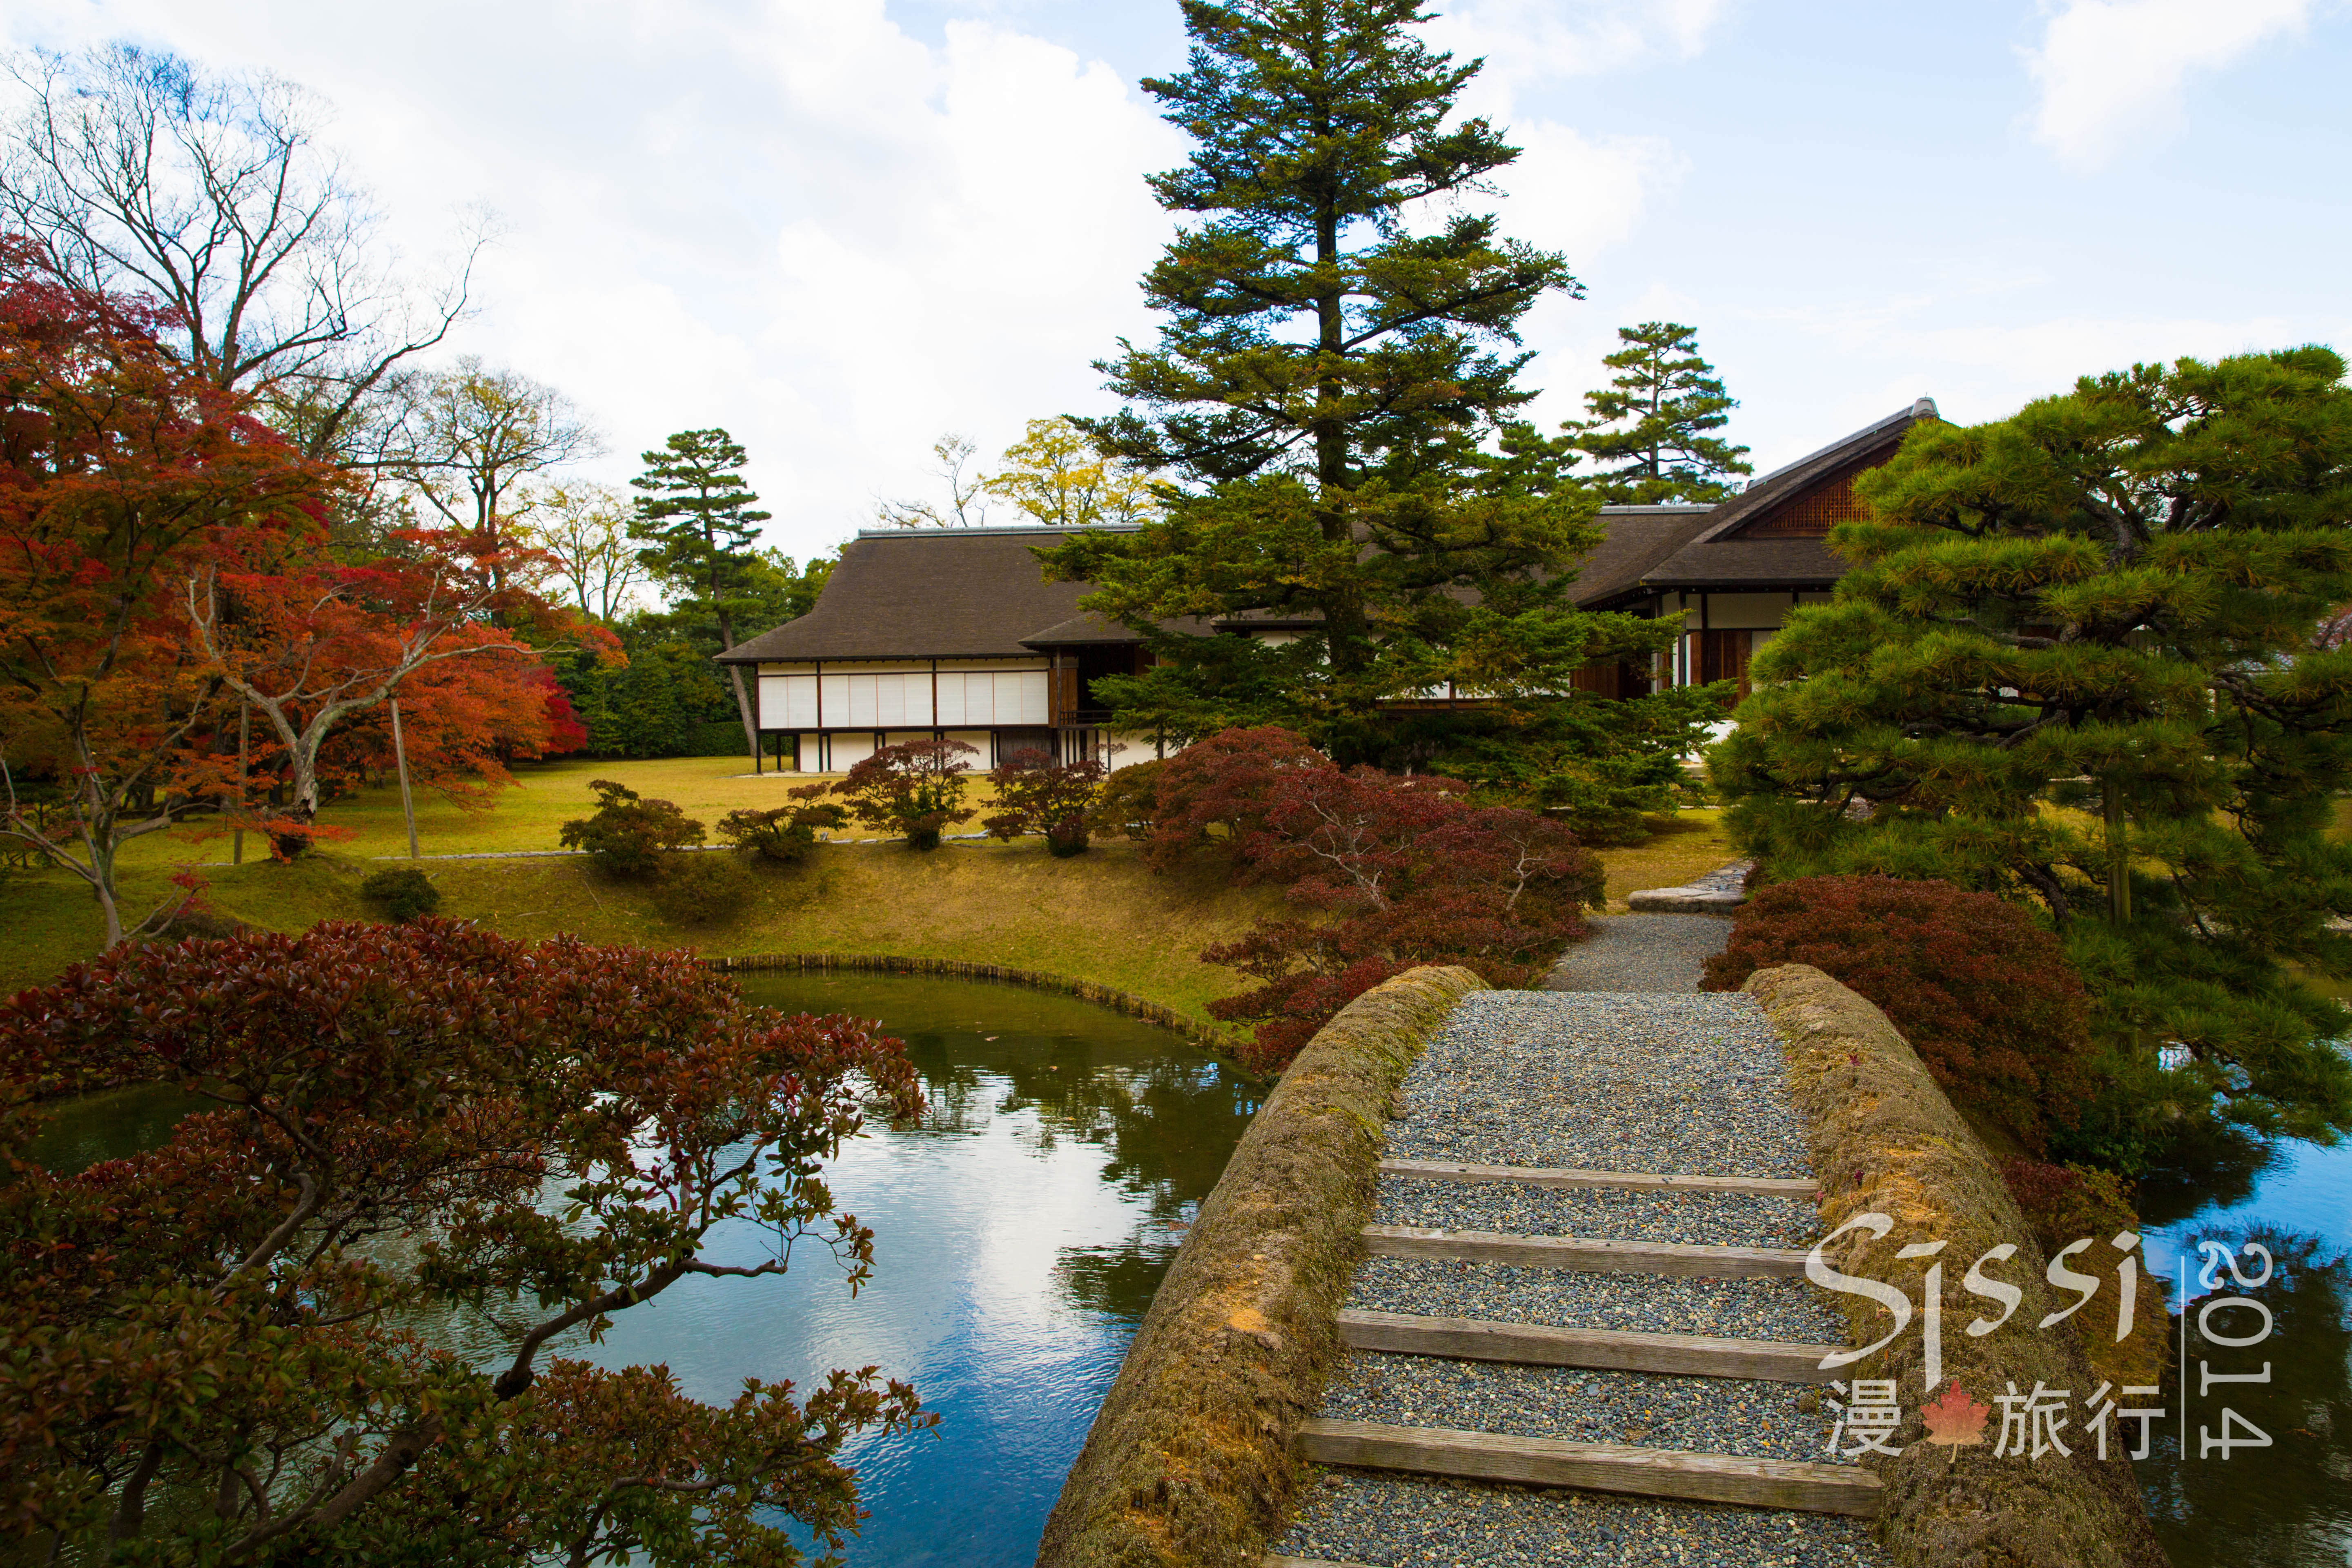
[1337,1308,1838,1383]
[1296,1418,1881,1518]
[1380,1156,1814,1199]
[1362,1224,1810,1278]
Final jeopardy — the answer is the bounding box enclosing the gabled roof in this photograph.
[718,525,1125,663]
[1022,610,1218,646]
[1565,506,1718,609]
[1633,398,1937,593]
[724,401,1941,664]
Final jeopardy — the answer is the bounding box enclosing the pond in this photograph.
[2138,1130,2352,1567]
[28,972,1258,1568]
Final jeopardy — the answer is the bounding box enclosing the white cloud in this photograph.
[1427,0,1726,110]
[0,0,1186,561]
[2025,0,2318,171]
[0,0,1705,565]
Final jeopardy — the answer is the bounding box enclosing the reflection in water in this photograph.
[579,973,1257,1568]
[2140,1133,2352,1568]
[25,972,1255,1568]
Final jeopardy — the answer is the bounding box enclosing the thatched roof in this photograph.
[717,526,1121,663]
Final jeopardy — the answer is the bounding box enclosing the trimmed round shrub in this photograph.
[359,867,441,923]
[1702,875,2096,1154]
[648,853,754,927]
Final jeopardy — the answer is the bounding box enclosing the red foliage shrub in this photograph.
[983,748,1105,855]
[1143,725,1330,873]
[1174,728,1601,1073]
[832,738,977,849]
[1701,875,2097,1153]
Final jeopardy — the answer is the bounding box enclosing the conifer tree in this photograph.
[1564,321,1751,503]
[1714,348,2352,1167]
[1043,0,1693,768]
[630,428,771,757]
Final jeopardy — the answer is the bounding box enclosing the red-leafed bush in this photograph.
[0,920,929,1560]
[833,738,978,850]
[1142,725,1331,873]
[983,748,1106,856]
[1172,727,1601,1072]
[1702,875,2096,1152]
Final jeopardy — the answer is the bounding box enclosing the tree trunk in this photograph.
[2105,781,2131,924]
[717,608,757,761]
[391,697,420,860]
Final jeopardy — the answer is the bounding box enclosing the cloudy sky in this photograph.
[4,0,2346,565]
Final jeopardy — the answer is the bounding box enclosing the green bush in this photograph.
[648,853,754,927]
[684,719,751,758]
[718,784,848,864]
[359,867,441,923]
[1701,875,2097,1155]
[559,779,706,880]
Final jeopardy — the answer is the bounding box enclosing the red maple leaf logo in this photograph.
[1920,1380,1989,1446]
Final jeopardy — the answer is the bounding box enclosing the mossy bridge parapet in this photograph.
[1039,961,2170,1568]
[701,951,1230,1050]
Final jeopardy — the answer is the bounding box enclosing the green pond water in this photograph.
[29,972,1259,1567]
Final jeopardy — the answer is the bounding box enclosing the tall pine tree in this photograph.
[1564,322,1752,504]
[1714,348,2352,1167]
[629,428,771,757]
[1044,0,1693,770]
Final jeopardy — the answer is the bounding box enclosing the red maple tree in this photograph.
[0,239,336,939]
[0,920,931,1560]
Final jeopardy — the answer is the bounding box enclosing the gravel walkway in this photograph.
[1543,914,1733,993]
[1272,970,1894,1566]
[1387,992,1813,1179]
[1281,1470,1887,1568]
[1373,1178,1815,1249]
[1316,1355,1842,1464]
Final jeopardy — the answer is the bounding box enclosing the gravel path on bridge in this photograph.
[1283,1470,1889,1568]
[1270,981,1893,1568]
[1542,913,1733,993]
[1385,991,1814,1180]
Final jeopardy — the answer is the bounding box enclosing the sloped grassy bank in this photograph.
[0,839,1286,1024]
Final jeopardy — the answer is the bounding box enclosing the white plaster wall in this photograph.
[1704,592,1802,630]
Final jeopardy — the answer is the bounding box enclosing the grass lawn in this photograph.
[108,755,883,868]
[1595,809,1735,910]
[6,757,1746,1020]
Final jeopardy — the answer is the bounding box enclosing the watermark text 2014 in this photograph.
[1807,1216,2276,1462]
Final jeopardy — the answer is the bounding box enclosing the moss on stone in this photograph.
[1035,964,1485,1568]
[1746,963,2169,1568]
